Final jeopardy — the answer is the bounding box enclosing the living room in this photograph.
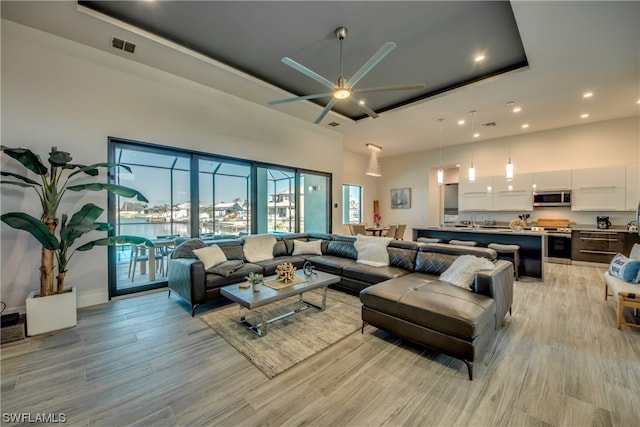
[1,1,639,426]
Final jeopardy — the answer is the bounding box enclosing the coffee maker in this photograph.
[597,216,612,229]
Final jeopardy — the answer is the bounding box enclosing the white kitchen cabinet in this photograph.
[532,170,571,191]
[572,166,626,211]
[492,173,534,211]
[459,176,493,211]
[626,165,639,211]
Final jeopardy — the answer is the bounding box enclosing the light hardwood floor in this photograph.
[1,263,639,426]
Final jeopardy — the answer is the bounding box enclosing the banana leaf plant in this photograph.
[1,146,154,297]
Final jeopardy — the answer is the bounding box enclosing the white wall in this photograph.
[1,20,343,312]
[378,116,639,235]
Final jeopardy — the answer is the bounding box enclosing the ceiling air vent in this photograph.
[481,122,496,127]
[111,36,136,54]
[327,122,340,127]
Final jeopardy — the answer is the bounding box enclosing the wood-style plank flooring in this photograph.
[2,263,639,426]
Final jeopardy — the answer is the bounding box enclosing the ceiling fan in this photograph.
[268,27,425,124]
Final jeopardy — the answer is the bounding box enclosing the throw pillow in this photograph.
[243,234,277,263]
[440,255,495,290]
[207,260,245,277]
[292,239,322,256]
[170,238,206,259]
[354,235,393,267]
[608,253,640,283]
[193,244,227,270]
[629,243,640,260]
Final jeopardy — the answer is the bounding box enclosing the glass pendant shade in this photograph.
[365,144,382,177]
[437,168,444,185]
[468,163,476,183]
[506,159,514,181]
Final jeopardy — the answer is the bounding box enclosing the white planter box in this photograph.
[26,287,77,336]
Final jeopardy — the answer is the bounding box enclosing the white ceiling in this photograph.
[2,1,639,158]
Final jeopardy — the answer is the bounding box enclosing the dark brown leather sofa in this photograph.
[360,244,513,380]
[167,234,514,379]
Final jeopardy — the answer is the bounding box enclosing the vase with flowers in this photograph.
[374,212,382,228]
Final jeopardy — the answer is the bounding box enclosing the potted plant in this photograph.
[0,146,154,335]
[245,272,264,292]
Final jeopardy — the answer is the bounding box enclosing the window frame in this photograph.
[107,137,332,298]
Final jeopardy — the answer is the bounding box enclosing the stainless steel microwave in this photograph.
[533,191,571,207]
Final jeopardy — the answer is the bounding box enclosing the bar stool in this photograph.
[417,237,442,243]
[449,239,478,246]
[488,243,520,280]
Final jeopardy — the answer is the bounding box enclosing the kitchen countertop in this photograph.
[432,226,546,236]
[569,225,638,233]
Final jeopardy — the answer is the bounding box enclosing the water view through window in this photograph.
[108,140,331,297]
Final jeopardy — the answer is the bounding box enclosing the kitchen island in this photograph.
[413,227,545,280]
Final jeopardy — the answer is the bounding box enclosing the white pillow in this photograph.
[192,244,227,270]
[354,235,393,267]
[243,234,277,263]
[292,239,322,256]
[440,255,495,290]
[629,243,640,260]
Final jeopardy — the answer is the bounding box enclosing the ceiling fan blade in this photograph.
[281,57,336,90]
[353,83,426,94]
[268,92,333,106]
[349,97,379,120]
[314,98,337,124]
[347,42,396,89]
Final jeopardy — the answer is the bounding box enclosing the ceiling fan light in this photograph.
[333,88,351,99]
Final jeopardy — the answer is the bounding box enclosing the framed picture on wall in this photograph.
[391,188,411,209]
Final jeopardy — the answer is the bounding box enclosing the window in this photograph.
[198,158,251,239]
[109,144,191,296]
[342,185,362,224]
[256,167,296,233]
[108,138,332,297]
[300,172,330,233]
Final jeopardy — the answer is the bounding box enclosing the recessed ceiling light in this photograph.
[358,100,365,105]
[474,54,485,62]
[581,113,590,119]
[521,124,529,129]
[473,133,480,138]
[583,92,593,98]
[512,106,522,113]
[637,99,640,104]
[457,119,465,125]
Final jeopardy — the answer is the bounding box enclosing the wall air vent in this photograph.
[111,36,136,54]
[327,122,340,127]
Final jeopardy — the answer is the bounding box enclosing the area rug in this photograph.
[199,288,361,379]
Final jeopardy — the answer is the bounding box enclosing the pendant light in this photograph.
[505,102,515,181]
[437,118,444,185]
[365,143,382,177]
[468,110,477,183]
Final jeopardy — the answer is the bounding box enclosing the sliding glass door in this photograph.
[198,158,251,239]
[109,144,191,296]
[108,138,331,298]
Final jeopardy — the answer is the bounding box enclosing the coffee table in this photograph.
[220,269,340,337]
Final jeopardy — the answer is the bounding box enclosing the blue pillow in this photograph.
[608,253,640,283]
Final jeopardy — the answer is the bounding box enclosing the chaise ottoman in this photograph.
[360,273,497,380]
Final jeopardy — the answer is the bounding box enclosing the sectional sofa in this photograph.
[167,232,514,379]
